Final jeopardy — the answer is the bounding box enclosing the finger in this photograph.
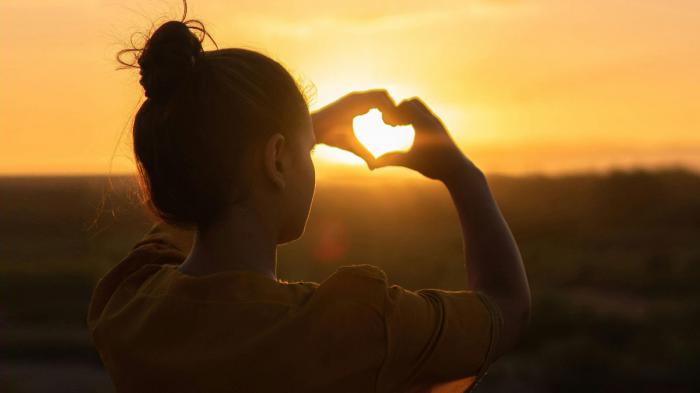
[395,99,426,124]
[349,139,377,170]
[347,89,398,117]
[406,97,434,116]
[381,105,406,126]
[400,98,443,130]
[372,151,407,170]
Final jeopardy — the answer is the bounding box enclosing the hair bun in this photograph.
[138,21,203,100]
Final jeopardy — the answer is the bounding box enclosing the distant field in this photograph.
[2,169,700,392]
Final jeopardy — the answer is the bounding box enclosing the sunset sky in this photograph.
[1,0,699,176]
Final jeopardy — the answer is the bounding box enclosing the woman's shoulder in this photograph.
[303,264,390,315]
[328,263,389,283]
[87,223,189,330]
[280,264,389,295]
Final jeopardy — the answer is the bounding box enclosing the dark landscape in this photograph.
[2,169,699,392]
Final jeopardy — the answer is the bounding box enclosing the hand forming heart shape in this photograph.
[313,90,467,179]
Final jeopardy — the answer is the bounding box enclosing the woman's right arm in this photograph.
[373,98,531,358]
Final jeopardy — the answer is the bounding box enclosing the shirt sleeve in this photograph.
[87,221,194,331]
[376,277,503,392]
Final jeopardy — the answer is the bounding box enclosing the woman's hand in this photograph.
[312,89,399,168]
[372,98,475,182]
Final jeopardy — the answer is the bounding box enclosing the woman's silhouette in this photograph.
[88,3,531,392]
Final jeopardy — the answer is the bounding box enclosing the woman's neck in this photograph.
[178,205,278,281]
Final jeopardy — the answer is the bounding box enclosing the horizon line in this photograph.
[1,164,698,180]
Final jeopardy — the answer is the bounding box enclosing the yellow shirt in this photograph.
[88,222,503,393]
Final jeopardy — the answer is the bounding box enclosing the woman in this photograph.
[88,8,531,393]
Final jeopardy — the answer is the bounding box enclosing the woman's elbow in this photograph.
[493,293,531,359]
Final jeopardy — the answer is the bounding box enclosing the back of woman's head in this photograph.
[120,14,309,231]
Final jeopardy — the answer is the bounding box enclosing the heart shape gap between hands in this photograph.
[352,109,415,159]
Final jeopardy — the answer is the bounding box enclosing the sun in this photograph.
[353,109,415,158]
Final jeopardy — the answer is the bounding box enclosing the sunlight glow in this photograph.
[352,109,415,158]
[2,1,699,175]
[312,145,365,165]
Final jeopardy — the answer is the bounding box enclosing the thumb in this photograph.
[372,152,407,170]
[349,139,377,170]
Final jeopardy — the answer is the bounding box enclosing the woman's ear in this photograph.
[264,133,287,190]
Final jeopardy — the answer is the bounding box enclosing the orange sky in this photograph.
[1,0,699,176]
